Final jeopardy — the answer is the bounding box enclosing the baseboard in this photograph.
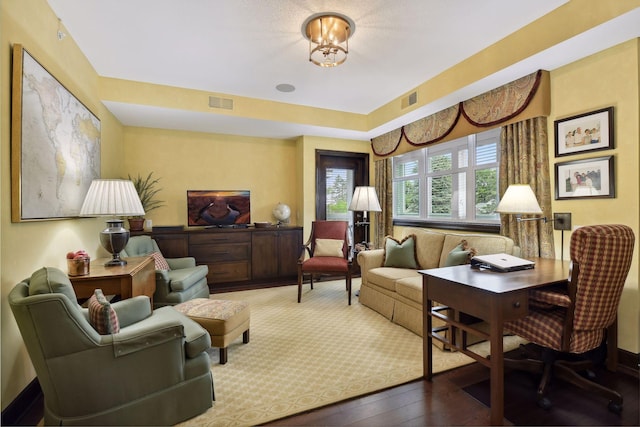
[1,378,42,426]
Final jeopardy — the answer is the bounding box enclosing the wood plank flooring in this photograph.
[266,361,639,426]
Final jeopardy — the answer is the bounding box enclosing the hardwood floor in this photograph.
[10,354,639,426]
[266,360,639,426]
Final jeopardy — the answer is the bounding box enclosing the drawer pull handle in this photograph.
[513,301,521,308]
[213,251,230,255]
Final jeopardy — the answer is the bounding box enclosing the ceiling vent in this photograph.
[209,96,234,110]
[401,91,417,109]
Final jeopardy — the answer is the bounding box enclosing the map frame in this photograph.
[11,44,101,222]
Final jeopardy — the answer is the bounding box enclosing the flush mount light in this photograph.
[302,12,355,67]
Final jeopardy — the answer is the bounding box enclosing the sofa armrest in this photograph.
[357,249,385,285]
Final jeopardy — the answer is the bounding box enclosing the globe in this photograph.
[272,202,291,224]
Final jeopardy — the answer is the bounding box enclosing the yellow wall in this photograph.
[549,39,640,352]
[122,127,301,226]
[1,0,125,406]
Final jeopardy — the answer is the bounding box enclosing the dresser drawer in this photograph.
[207,261,250,283]
[189,232,251,245]
[190,243,250,262]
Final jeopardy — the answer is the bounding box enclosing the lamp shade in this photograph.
[80,179,145,217]
[495,184,543,215]
[348,186,382,212]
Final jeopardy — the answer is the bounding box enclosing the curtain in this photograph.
[373,158,393,249]
[499,117,555,258]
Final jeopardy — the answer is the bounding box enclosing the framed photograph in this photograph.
[554,107,613,157]
[555,156,614,200]
[11,44,100,222]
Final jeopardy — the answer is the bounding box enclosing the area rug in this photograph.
[179,278,525,427]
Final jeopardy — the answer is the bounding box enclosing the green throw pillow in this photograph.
[444,240,477,266]
[383,235,420,269]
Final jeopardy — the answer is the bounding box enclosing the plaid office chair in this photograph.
[505,224,635,412]
[298,220,353,305]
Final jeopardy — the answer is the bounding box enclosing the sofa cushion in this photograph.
[401,228,446,269]
[314,238,344,257]
[368,267,421,291]
[87,289,120,334]
[28,266,78,304]
[383,235,420,269]
[395,276,423,304]
[444,240,477,266]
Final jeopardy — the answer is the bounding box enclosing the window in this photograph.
[392,128,500,225]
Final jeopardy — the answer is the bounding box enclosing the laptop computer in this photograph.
[470,253,535,272]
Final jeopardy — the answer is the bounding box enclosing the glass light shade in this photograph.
[80,179,145,266]
[302,13,354,67]
[348,186,382,212]
[495,184,543,214]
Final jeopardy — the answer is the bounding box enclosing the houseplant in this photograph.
[127,172,165,231]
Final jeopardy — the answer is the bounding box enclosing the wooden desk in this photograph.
[69,256,156,307]
[421,257,570,425]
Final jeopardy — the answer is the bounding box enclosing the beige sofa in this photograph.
[357,227,519,338]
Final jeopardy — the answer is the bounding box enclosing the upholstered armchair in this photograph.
[9,266,214,426]
[505,224,635,412]
[297,220,352,305]
[122,235,210,308]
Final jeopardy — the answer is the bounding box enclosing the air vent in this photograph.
[401,91,418,109]
[209,96,234,110]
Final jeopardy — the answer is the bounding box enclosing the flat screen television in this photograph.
[187,190,251,227]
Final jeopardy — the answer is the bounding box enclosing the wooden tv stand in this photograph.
[134,226,303,293]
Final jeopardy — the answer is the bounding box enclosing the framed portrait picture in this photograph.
[555,156,614,200]
[554,107,613,157]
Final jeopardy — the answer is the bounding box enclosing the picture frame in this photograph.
[555,156,614,200]
[11,44,100,222]
[554,107,613,157]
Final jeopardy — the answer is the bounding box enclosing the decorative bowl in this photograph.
[254,222,271,228]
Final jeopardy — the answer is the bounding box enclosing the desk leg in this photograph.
[489,299,505,426]
[423,277,433,380]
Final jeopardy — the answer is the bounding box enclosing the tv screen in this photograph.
[187,190,251,227]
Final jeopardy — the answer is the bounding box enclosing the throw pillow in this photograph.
[383,235,420,269]
[444,240,477,266]
[150,251,171,270]
[314,238,344,257]
[88,289,120,334]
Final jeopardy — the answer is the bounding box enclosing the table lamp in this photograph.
[348,186,382,249]
[80,179,145,266]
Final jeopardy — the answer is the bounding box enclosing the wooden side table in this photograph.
[69,256,156,307]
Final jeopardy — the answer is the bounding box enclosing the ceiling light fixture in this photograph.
[302,12,355,68]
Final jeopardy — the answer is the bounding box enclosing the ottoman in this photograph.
[174,298,250,364]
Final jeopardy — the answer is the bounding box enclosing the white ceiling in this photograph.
[47,0,640,141]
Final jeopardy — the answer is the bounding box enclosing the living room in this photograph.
[1,0,639,424]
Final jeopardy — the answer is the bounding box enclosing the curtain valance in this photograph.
[372,70,549,158]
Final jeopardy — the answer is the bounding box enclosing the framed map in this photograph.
[11,44,100,222]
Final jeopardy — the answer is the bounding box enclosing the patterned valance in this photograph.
[371,70,548,158]
[461,70,541,127]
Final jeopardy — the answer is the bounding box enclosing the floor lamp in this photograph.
[348,186,382,249]
[80,179,145,266]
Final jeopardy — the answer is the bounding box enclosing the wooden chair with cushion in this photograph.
[505,224,635,413]
[297,220,353,305]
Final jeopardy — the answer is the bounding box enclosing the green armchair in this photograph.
[9,267,214,426]
[122,235,210,308]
